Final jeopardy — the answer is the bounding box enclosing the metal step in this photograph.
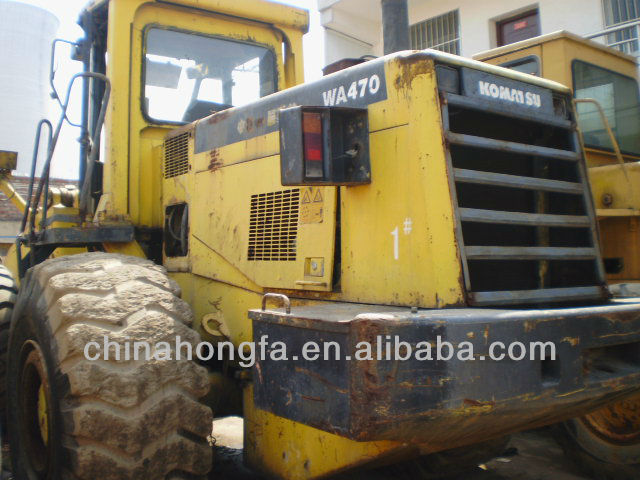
[446,132,580,162]
[465,246,598,260]
[469,286,606,306]
[453,168,583,194]
[458,208,591,227]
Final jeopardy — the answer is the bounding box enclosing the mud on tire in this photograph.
[7,253,213,479]
[0,263,17,428]
[556,412,640,480]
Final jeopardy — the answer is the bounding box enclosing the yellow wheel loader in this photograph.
[2,2,640,479]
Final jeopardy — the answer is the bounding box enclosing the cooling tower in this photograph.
[0,1,59,175]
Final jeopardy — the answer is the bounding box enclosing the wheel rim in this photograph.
[38,383,49,445]
[19,340,52,477]
[581,394,640,445]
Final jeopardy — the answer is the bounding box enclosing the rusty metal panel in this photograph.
[251,301,640,445]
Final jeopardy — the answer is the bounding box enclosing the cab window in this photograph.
[144,28,277,124]
[573,60,640,156]
[499,56,540,76]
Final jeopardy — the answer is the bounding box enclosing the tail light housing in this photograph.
[279,106,371,186]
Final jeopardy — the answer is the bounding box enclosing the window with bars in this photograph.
[603,0,640,55]
[410,10,460,55]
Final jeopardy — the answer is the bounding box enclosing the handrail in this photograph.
[586,20,640,56]
[27,72,110,235]
[573,98,635,208]
[79,73,111,216]
[20,119,53,233]
[587,19,640,39]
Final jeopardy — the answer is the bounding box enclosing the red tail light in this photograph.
[303,112,324,178]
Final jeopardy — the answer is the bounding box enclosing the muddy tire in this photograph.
[556,397,640,480]
[0,264,17,429]
[7,253,213,479]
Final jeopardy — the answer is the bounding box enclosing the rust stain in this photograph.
[255,362,263,385]
[393,55,435,92]
[599,330,640,339]
[208,296,223,311]
[293,366,348,394]
[300,395,326,402]
[463,398,496,408]
[557,388,586,398]
[208,149,223,171]
[205,109,232,125]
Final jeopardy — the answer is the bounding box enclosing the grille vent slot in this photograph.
[441,89,606,306]
[164,132,190,178]
[248,189,300,261]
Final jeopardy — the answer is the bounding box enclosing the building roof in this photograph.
[0,176,78,222]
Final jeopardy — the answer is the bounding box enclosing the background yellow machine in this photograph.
[2,3,640,480]
[474,31,640,288]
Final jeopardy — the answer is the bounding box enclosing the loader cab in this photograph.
[473,32,640,167]
[78,0,308,229]
[474,32,640,285]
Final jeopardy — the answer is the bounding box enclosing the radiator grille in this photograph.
[441,88,607,306]
[164,132,190,178]
[248,189,300,261]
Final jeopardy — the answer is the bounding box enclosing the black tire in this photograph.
[556,397,640,480]
[7,253,213,479]
[0,264,17,429]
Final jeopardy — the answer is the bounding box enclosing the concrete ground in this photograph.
[0,418,591,479]
[452,430,588,480]
[210,417,591,480]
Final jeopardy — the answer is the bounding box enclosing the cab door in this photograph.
[128,2,287,228]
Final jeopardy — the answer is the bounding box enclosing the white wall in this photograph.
[324,30,374,65]
[320,0,606,63]
[0,1,59,176]
[320,4,379,65]
[452,0,602,57]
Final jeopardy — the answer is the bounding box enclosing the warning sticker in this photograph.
[300,187,324,224]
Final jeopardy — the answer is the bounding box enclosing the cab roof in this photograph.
[81,0,309,33]
[419,49,571,94]
[473,30,637,65]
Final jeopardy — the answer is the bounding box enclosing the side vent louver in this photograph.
[164,132,190,178]
[248,189,300,261]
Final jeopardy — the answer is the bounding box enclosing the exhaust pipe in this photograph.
[381,0,410,55]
